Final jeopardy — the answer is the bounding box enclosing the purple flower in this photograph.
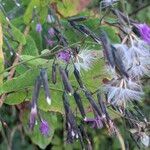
[47,39,54,46]
[40,120,50,136]
[48,28,55,37]
[57,50,71,62]
[84,116,103,129]
[45,37,54,46]
[136,23,150,44]
[36,23,42,33]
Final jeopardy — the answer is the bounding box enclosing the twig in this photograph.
[0,25,30,107]
[129,3,150,16]
[8,25,30,80]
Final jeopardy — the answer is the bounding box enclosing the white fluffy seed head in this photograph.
[113,40,150,79]
[127,41,150,78]
[104,78,144,105]
[74,48,97,73]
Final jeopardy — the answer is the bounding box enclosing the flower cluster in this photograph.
[98,29,150,106]
[36,21,55,47]
[31,13,149,148]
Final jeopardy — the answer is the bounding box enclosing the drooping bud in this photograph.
[40,68,51,105]
[52,63,57,84]
[73,92,86,118]
[99,30,115,68]
[62,92,81,143]
[59,67,73,95]
[79,125,92,150]
[97,92,108,116]
[73,67,84,88]
[84,90,102,116]
[29,76,41,130]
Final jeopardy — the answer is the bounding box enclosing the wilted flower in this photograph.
[74,48,96,72]
[135,23,150,44]
[40,120,50,136]
[57,50,71,62]
[29,104,37,130]
[36,23,42,33]
[48,28,55,37]
[104,78,144,105]
[73,67,84,88]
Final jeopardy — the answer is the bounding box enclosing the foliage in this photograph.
[0,0,150,149]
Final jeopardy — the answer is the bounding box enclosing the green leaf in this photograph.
[4,90,30,105]
[23,35,39,56]
[39,5,48,24]
[0,24,4,84]
[0,69,39,95]
[21,55,50,67]
[0,11,8,24]
[10,24,26,45]
[56,0,80,17]
[22,110,57,149]
[24,0,40,24]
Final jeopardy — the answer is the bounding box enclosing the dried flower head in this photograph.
[126,40,150,78]
[104,78,144,105]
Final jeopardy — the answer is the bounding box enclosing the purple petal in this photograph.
[136,23,150,44]
[57,50,71,62]
[48,28,55,37]
[36,23,42,33]
[40,120,50,136]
